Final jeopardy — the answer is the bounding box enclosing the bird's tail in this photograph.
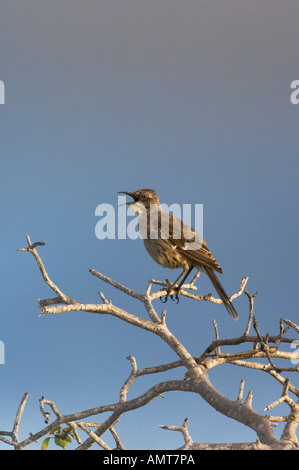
[204,267,238,320]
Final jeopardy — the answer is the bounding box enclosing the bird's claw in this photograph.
[160,288,180,304]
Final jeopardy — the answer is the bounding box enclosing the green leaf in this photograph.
[54,436,69,450]
[41,437,51,450]
[49,425,61,435]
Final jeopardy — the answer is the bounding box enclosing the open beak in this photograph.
[118,191,136,206]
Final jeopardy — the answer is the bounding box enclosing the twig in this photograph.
[282,319,299,334]
[244,290,258,335]
[264,380,297,411]
[39,396,63,422]
[17,236,76,305]
[147,276,249,306]
[237,379,245,403]
[244,389,253,408]
[159,417,193,449]
[119,356,138,402]
[12,392,29,446]
[0,393,29,448]
[253,317,278,370]
[76,423,111,450]
[213,320,220,355]
[90,269,144,301]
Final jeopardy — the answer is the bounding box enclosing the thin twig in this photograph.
[237,379,245,403]
[76,423,111,450]
[159,417,193,448]
[12,392,29,446]
[244,290,258,336]
[17,235,76,304]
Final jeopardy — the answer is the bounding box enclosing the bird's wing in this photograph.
[167,213,223,274]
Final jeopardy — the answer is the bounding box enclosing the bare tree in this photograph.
[1,235,298,450]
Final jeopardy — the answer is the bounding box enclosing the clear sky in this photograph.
[0,0,298,450]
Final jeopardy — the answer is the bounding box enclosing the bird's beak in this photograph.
[118,191,136,206]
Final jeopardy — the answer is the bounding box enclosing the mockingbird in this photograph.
[119,188,238,319]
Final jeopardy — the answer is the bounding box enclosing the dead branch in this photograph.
[159,418,193,449]
[3,236,297,450]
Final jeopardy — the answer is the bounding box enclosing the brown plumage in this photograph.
[119,188,238,319]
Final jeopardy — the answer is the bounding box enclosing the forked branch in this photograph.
[4,236,298,450]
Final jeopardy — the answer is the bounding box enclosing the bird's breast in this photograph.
[143,239,187,269]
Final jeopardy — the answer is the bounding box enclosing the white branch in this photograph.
[10,236,299,450]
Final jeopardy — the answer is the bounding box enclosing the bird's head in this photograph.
[118,189,160,208]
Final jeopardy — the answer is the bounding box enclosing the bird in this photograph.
[119,188,238,319]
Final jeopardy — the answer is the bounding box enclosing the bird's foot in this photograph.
[160,287,180,304]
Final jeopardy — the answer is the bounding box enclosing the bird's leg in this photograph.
[173,266,194,301]
[161,270,187,303]
[189,269,201,287]
[161,266,194,303]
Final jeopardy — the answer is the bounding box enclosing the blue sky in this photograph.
[0,0,298,450]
